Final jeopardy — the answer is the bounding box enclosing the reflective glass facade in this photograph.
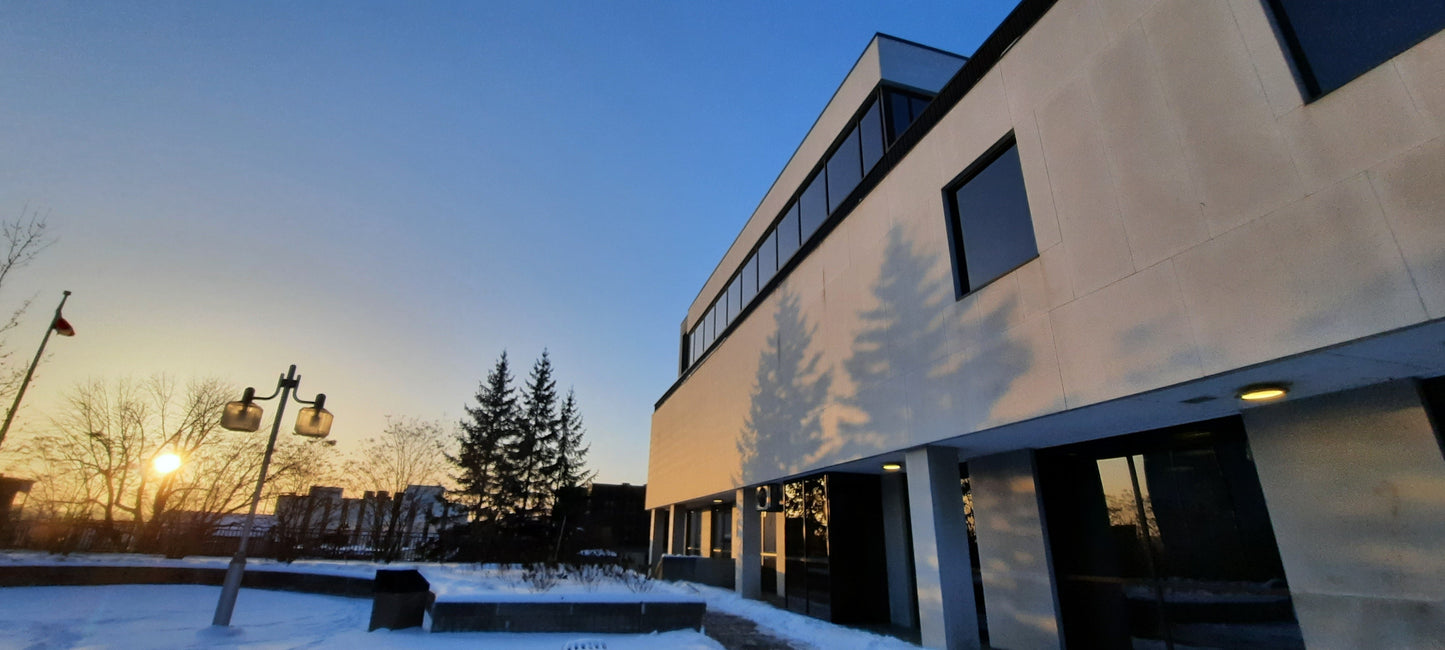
[1039,419,1304,650]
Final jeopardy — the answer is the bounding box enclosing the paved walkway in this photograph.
[702,610,805,650]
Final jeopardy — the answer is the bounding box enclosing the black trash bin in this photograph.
[369,569,431,631]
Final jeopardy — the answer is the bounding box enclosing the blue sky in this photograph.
[0,1,1018,484]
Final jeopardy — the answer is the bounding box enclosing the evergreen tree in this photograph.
[545,388,593,491]
[508,350,559,523]
[448,352,520,525]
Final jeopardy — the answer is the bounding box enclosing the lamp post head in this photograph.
[221,387,263,432]
[294,393,332,438]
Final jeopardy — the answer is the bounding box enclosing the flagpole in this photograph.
[0,290,71,450]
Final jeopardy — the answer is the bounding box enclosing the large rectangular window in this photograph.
[944,134,1038,297]
[741,253,758,306]
[859,100,884,175]
[703,305,715,349]
[727,276,743,326]
[1267,0,1445,98]
[777,203,801,264]
[885,90,915,142]
[799,174,828,242]
[826,125,862,214]
[759,230,778,288]
[713,299,725,339]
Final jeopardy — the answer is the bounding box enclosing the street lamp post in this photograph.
[212,364,332,627]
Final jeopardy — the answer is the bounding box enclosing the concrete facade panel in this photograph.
[1088,24,1210,269]
[1225,0,1306,119]
[1243,382,1445,648]
[1035,77,1136,297]
[1142,0,1302,234]
[1050,261,1201,407]
[1088,0,1157,39]
[1394,29,1445,136]
[934,69,1013,194]
[1173,175,1426,375]
[1368,136,1445,319]
[1011,111,1062,252]
[969,450,1063,650]
[1277,62,1432,191]
[1000,0,1106,124]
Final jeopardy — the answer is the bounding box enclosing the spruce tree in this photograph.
[449,352,520,525]
[546,388,593,491]
[509,350,559,523]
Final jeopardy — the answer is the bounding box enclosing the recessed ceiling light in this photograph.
[712,498,724,504]
[882,462,903,472]
[1238,383,1288,401]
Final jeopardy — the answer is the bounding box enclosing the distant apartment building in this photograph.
[647,1,1445,649]
[274,484,450,544]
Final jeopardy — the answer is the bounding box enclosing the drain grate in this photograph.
[561,640,607,650]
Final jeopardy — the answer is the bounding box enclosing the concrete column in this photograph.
[881,472,918,629]
[669,504,687,555]
[1243,381,1445,650]
[648,508,668,568]
[699,508,713,557]
[970,449,1063,650]
[905,446,980,650]
[773,511,788,598]
[734,489,762,599]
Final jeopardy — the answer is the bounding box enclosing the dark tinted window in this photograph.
[741,254,758,305]
[759,230,778,288]
[777,203,801,264]
[728,276,743,325]
[826,126,862,214]
[690,327,700,364]
[1268,0,1445,97]
[885,90,914,142]
[799,173,828,242]
[714,296,726,334]
[703,306,715,349]
[909,95,930,121]
[859,100,884,175]
[947,136,1038,295]
[1423,376,1445,457]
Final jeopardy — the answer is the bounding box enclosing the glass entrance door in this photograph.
[1039,418,1304,649]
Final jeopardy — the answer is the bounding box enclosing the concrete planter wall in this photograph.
[428,600,705,633]
[0,564,373,598]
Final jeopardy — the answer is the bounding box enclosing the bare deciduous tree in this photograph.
[11,375,340,548]
[343,416,452,495]
[0,208,54,404]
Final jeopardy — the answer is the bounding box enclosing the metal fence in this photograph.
[0,518,442,563]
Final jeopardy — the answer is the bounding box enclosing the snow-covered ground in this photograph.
[0,584,719,649]
[0,551,922,649]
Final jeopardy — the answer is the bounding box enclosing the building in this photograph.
[554,483,651,565]
[273,484,451,550]
[647,1,1445,649]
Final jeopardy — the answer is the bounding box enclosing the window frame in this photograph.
[942,132,1038,300]
[1263,0,1445,100]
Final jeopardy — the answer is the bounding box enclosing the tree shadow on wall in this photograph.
[736,289,832,486]
[834,225,1033,464]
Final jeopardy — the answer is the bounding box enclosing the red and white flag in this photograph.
[52,316,74,337]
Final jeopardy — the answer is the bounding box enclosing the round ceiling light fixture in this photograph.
[1238,383,1289,401]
